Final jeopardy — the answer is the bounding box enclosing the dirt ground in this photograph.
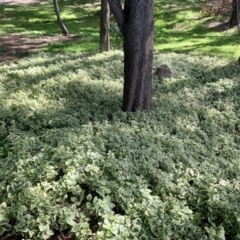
[0,0,79,64]
[0,0,45,5]
[0,34,78,63]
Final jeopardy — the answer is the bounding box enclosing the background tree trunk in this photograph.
[229,0,240,27]
[107,0,154,112]
[53,0,69,36]
[100,0,110,52]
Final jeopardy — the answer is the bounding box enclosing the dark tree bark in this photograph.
[107,0,124,34]
[229,0,240,27]
[53,0,69,36]
[100,0,110,52]
[107,0,154,112]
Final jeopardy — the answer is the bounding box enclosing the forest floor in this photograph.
[0,0,78,63]
[0,0,44,5]
[0,34,77,63]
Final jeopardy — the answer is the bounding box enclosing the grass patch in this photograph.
[0,0,101,52]
[0,0,239,58]
[154,1,240,58]
[0,51,240,239]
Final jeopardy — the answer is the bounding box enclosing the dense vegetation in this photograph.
[0,0,240,239]
[0,51,240,239]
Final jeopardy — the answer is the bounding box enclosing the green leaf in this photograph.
[86,194,92,202]
[131,225,141,234]
[0,226,5,235]
[0,219,8,225]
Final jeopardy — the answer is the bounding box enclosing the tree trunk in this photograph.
[229,0,240,27]
[122,0,153,111]
[107,0,154,112]
[100,0,110,52]
[53,0,69,36]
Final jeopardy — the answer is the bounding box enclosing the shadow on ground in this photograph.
[0,34,80,63]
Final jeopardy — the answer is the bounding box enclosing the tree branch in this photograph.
[107,0,124,34]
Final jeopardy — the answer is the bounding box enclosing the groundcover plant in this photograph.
[0,51,240,239]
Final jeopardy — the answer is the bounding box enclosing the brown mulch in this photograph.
[201,0,237,32]
[202,0,232,16]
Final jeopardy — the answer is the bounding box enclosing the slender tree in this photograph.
[229,0,240,27]
[53,0,69,36]
[107,0,154,112]
[100,0,110,52]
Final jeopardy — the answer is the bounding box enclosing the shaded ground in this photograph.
[1,230,75,240]
[0,34,79,63]
[203,0,232,16]
[0,0,80,64]
[0,0,45,5]
[206,21,231,32]
[202,0,240,32]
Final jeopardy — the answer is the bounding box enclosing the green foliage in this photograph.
[109,22,122,49]
[0,0,239,57]
[0,51,240,239]
[154,1,240,58]
[0,0,101,52]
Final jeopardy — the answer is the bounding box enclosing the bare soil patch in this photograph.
[0,0,46,5]
[205,20,230,32]
[0,34,79,63]
[202,0,232,16]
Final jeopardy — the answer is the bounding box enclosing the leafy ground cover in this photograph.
[0,0,240,239]
[0,51,240,239]
[0,0,239,59]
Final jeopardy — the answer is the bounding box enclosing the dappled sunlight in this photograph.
[0,50,240,239]
[154,0,240,59]
[0,0,240,237]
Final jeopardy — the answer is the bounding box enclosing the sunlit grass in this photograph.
[0,0,239,57]
[154,1,240,58]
